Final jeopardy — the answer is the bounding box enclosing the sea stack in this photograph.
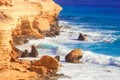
[29,45,38,57]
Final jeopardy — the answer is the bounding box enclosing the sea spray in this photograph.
[81,51,120,67]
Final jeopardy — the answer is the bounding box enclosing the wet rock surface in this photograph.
[65,48,83,63]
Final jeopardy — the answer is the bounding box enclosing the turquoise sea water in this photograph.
[58,5,120,57]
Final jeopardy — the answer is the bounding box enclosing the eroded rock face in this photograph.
[0,29,12,69]
[11,0,62,44]
[65,49,83,63]
[0,0,13,6]
[9,40,23,59]
[0,11,13,69]
[0,0,62,79]
[33,55,59,74]
[0,0,62,46]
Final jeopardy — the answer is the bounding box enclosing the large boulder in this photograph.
[33,55,59,74]
[78,33,87,41]
[65,48,83,63]
[29,45,38,57]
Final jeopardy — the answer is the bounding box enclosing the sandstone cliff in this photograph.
[0,0,62,76]
[0,12,13,69]
[0,0,62,45]
[11,0,62,44]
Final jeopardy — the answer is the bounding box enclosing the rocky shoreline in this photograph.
[0,0,64,80]
[0,0,120,80]
[0,0,84,80]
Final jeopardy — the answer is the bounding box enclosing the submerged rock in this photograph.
[65,48,83,63]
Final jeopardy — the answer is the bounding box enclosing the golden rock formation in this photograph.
[0,0,62,79]
[33,55,60,74]
[65,48,83,63]
[0,29,12,69]
[0,0,13,6]
[8,0,62,44]
[0,12,13,69]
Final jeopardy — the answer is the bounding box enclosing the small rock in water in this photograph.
[78,33,87,41]
[55,55,60,61]
[29,45,38,57]
[21,49,29,58]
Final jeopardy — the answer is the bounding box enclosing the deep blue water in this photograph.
[55,1,120,57]
[55,0,120,8]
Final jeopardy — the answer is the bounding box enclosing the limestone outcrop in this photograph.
[10,0,62,45]
[0,0,62,79]
[0,11,13,69]
[0,28,12,69]
[65,48,83,63]
[0,0,13,6]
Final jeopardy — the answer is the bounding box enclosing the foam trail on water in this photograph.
[81,51,120,67]
[59,20,118,43]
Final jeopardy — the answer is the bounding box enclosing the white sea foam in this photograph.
[17,39,120,67]
[58,62,120,80]
[59,20,70,26]
[55,46,120,67]
[81,51,120,67]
